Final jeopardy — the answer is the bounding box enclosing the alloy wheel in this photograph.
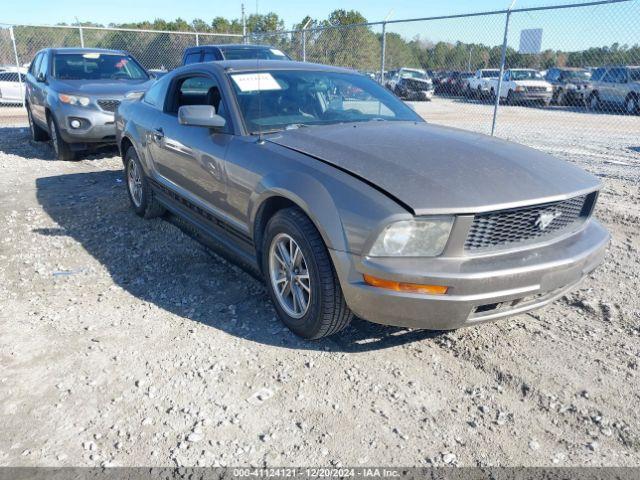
[269,233,311,319]
[626,97,636,114]
[127,159,143,208]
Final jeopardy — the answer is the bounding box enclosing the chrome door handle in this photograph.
[153,127,164,141]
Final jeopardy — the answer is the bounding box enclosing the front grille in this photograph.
[525,86,548,93]
[405,79,432,91]
[464,193,596,252]
[97,99,121,113]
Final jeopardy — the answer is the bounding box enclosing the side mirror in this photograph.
[178,105,226,129]
[36,72,46,83]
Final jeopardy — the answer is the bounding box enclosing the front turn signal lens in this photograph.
[363,274,448,295]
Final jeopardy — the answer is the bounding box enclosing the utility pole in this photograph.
[242,3,247,44]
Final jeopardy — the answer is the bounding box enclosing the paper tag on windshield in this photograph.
[231,73,282,92]
[270,48,285,56]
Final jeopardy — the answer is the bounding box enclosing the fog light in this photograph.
[70,119,81,129]
[363,274,449,295]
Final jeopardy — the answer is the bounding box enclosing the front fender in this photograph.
[249,170,348,252]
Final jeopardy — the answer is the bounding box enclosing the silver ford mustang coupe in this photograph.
[115,60,609,339]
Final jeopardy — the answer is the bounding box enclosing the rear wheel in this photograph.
[556,89,566,106]
[27,105,48,141]
[506,90,515,105]
[625,95,638,115]
[262,207,352,339]
[48,115,76,161]
[124,146,165,218]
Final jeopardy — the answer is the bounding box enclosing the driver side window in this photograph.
[168,74,230,131]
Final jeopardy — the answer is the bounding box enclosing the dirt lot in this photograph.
[0,99,639,467]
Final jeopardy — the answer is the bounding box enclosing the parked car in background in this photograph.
[545,67,592,105]
[387,68,434,101]
[116,60,608,339]
[182,44,290,65]
[466,69,500,98]
[587,65,640,114]
[25,48,153,160]
[0,71,26,105]
[149,68,169,79]
[490,69,553,106]
[448,71,474,95]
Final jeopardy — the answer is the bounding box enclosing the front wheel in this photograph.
[588,92,600,111]
[262,208,353,339]
[48,115,76,161]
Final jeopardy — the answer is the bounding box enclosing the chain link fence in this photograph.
[1,0,639,164]
[249,0,639,165]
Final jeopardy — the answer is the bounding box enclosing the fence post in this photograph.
[9,26,25,107]
[78,26,84,47]
[195,33,199,46]
[302,29,307,62]
[491,9,512,136]
[379,22,387,85]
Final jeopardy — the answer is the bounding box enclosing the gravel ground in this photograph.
[0,99,639,468]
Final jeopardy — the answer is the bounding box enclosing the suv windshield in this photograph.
[510,70,543,80]
[481,70,499,78]
[561,70,591,82]
[230,70,421,134]
[400,70,427,79]
[52,53,148,81]
[220,47,289,60]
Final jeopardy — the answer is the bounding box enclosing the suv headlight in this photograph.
[58,93,91,107]
[368,217,454,257]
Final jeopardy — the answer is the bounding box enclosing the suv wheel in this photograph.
[27,106,48,141]
[625,95,638,115]
[48,115,76,161]
[262,207,353,339]
[124,146,165,218]
[588,92,600,111]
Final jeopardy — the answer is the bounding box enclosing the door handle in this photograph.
[152,127,164,141]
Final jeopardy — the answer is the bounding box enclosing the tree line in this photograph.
[3,10,638,72]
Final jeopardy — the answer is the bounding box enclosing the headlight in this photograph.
[545,86,553,92]
[368,217,454,257]
[58,93,91,107]
[514,86,525,92]
[566,83,577,90]
[125,91,145,100]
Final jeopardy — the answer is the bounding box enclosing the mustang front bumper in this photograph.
[330,219,609,330]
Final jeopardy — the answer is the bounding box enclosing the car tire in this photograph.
[262,207,353,340]
[506,90,515,105]
[624,95,639,115]
[47,115,76,161]
[124,145,165,219]
[556,89,565,106]
[588,92,600,111]
[27,105,48,141]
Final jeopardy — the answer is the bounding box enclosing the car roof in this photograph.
[184,60,357,75]
[46,47,128,55]
[185,44,279,51]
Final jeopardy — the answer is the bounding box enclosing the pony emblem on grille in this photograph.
[535,210,563,230]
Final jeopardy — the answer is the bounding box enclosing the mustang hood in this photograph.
[268,121,600,215]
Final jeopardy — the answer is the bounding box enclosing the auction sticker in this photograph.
[231,73,282,92]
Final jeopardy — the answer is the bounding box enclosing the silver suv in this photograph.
[587,65,640,114]
[25,48,153,160]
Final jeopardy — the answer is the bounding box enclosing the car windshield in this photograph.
[400,70,427,79]
[220,47,289,60]
[561,70,591,81]
[510,70,543,80]
[630,68,640,81]
[230,70,421,134]
[52,53,148,81]
[481,70,499,78]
